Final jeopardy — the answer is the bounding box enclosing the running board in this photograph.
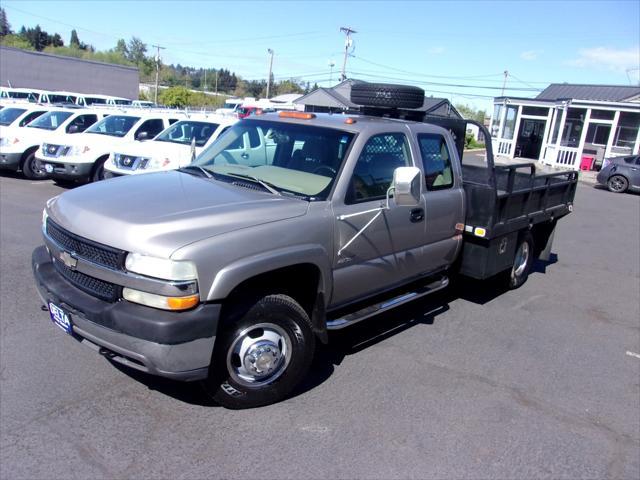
[326,275,449,330]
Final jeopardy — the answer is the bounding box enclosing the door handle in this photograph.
[410,208,424,223]
[241,153,249,159]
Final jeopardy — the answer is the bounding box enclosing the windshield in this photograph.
[156,120,219,147]
[8,91,33,100]
[193,119,355,200]
[0,107,27,126]
[113,99,132,105]
[27,110,73,130]
[86,115,140,137]
[223,102,240,109]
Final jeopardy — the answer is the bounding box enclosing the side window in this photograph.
[168,118,179,125]
[248,128,261,148]
[19,111,45,127]
[418,133,454,190]
[347,133,411,203]
[67,114,98,133]
[135,119,165,138]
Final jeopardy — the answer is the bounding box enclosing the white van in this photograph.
[1,106,106,179]
[76,95,132,107]
[104,115,238,177]
[38,111,184,182]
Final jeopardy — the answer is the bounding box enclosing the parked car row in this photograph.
[0,102,238,182]
[0,87,148,108]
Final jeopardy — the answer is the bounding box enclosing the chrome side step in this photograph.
[326,275,449,330]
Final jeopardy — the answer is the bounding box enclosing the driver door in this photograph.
[331,132,428,306]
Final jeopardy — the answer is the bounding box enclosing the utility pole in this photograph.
[339,27,356,82]
[501,70,508,96]
[215,70,218,95]
[266,48,274,99]
[203,69,207,92]
[152,44,165,104]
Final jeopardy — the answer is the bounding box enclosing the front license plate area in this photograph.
[49,302,73,335]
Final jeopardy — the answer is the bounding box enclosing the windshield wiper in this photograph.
[224,172,281,195]
[178,165,212,178]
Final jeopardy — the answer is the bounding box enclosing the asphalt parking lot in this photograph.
[1,172,639,479]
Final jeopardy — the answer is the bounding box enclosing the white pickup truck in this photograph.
[0,107,106,179]
[104,115,238,177]
[37,111,184,183]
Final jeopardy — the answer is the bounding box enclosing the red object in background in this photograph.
[237,106,258,119]
[580,155,595,171]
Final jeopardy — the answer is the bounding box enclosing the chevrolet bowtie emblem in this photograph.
[59,250,77,269]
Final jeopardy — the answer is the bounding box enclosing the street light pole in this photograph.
[266,48,274,99]
[328,60,335,86]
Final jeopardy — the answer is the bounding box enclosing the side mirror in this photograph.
[392,166,422,207]
[136,131,149,141]
[67,124,79,134]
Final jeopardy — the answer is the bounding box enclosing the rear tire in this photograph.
[350,82,425,109]
[22,151,48,180]
[505,231,535,289]
[607,174,628,193]
[202,294,315,409]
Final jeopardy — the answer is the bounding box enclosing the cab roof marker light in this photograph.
[344,118,356,124]
[278,111,315,120]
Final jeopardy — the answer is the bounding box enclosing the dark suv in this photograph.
[596,155,640,193]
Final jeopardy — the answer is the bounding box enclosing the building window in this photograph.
[560,108,586,148]
[550,109,562,144]
[590,109,615,120]
[502,106,518,140]
[522,106,549,117]
[614,112,640,149]
[585,124,612,146]
[491,104,503,137]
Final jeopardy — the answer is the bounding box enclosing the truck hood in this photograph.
[48,170,309,258]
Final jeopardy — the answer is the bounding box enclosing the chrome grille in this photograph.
[53,260,119,301]
[46,219,125,270]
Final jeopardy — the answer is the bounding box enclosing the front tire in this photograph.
[22,151,48,180]
[607,174,628,193]
[91,156,108,182]
[202,294,315,409]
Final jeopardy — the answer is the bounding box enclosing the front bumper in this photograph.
[37,156,95,180]
[0,151,23,169]
[32,245,220,381]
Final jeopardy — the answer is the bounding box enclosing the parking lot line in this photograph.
[625,351,640,359]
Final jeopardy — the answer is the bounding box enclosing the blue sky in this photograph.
[3,0,639,110]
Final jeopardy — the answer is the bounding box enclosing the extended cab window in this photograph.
[347,132,411,203]
[66,114,98,133]
[418,133,454,190]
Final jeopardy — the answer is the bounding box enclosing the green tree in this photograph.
[455,104,486,123]
[126,36,147,64]
[115,38,128,57]
[159,86,193,107]
[0,7,10,37]
[69,29,80,48]
[0,33,34,50]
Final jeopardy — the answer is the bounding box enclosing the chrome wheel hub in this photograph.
[513,241,530,277]
[227,323,292,387]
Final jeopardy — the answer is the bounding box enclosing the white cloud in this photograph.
[427,46,445,55]
[567,46,640,73]
[520,50,541,61]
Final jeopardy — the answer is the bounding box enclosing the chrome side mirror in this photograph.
[392,166,422,207]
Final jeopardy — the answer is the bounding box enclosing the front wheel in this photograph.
[22,151,48,180]
[202,294,315,409]
[91,156,108,182]
[607,174,628,193]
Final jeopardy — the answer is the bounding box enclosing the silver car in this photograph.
[596,155,640,193]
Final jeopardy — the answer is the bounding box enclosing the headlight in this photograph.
[125,253,198,281]
[42,208,48,228]
[122,288,199,311]
[146,157,176,170]
[111,153,120,166]
[0,137,7,146]
[0,137,20,146]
